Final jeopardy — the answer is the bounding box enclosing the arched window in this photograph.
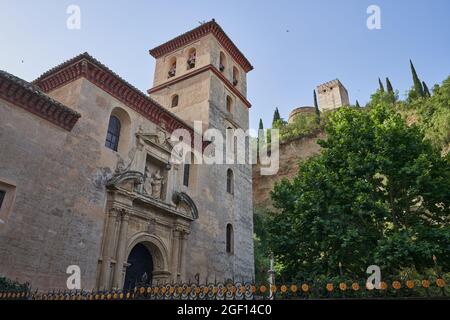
[226,126,236,162]
[226,224,234,254]
[168,58,177,78]
[105,115,121,151]
[219,52,226,72]
[0,190,5,210]
[226,169,234,195]
[232,67,239,86]
[226,95,233,113]
[187,48,196,69]
[171,94,179,108]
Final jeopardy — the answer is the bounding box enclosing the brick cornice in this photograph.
[148,64,252,108]
[0,70,80,131]
[33,53,205,148]
[149,20,254,73]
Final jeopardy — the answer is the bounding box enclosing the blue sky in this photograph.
[1,0,449,130]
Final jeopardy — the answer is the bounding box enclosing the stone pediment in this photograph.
[106,170,144,191]
[136,127,174,154]
[172,192,199,220]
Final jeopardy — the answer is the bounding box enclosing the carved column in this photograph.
[99,208,119,289]
[113,210,130,289]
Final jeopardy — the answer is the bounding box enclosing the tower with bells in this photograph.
[148,20,255,281]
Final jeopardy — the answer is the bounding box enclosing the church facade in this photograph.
[0,20,254,290]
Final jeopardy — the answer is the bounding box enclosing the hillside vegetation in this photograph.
[254,66,450,285]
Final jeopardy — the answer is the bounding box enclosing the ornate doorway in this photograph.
[123,243,153,289]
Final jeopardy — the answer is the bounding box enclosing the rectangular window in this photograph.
[0,190,5,209]
[183,164,190,187]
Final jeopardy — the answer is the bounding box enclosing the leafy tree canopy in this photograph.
[269,102,450,280]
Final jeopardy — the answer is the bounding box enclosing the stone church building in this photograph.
[0,20,254,290]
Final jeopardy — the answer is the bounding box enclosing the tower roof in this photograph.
[149,19,254,73]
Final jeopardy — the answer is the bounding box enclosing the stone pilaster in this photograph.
[99,208,119,289]
[112,210,130,289]
[178,229,189,282]
[170,229,181,282]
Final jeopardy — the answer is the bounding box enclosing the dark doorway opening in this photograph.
[123,243,153,289]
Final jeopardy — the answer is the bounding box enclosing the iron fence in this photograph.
[0,277,448,300]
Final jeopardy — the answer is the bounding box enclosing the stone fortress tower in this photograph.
[148,20,255,282]
[288,79,350,124]
[288,106,315,124]
[316,79,350,111]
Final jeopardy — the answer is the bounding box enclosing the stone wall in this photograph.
[0,79,105,290]
[0,77,189,290]
[252,131,326,210]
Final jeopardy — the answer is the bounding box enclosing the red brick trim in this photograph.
[149,20,253,73]
[34,54,199,136]
[148,64,252,108]
[0,71,80,131]
[33,53,210,150]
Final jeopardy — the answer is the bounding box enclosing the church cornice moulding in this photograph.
[32,53,199,140]
[0,70,80,131]
[147,64,252,108]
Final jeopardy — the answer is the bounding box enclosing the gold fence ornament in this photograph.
[406,280,415,289]
[436,279,445,288]
[392,281,401,290]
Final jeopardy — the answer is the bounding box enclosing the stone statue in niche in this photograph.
[144,166,165,199]
[150,169,164,199]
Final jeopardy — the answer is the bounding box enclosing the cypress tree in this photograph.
[272,108,281,125]
[386,77,394,95]
[257,118,264,156]
[378,78,385,92]
[422,81,431,97]
[355,100,361,108]
[314,90,321,124]
[410,60,424,97]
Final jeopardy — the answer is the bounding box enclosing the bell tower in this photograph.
[148,19,253,132]
[147,20,255,282]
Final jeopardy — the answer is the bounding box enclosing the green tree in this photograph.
[272,108,281,125]
[386,77,394,95]
[314,90,321,124]
[413,76,450,152]
[423,81,431,97]
[378,77,385,92]
[410,60,424,98]
[253,209,272,284]
[257,118,265,156]
[355,100,361,108]
[269,103,450,280]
